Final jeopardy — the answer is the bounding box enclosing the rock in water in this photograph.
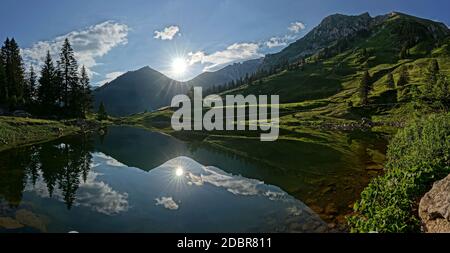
[419,174,450,233]
[0,217,24,229]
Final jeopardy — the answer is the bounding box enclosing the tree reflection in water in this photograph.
[0,134,94,209]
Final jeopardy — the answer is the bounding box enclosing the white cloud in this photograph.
[264,190,286,201]
[288,22,306,33]
[154,25,180,40]
[287,206,302,216]
[155,197,179,210]
[183,21,306,72]
[187,43,263,72]
[265,37,288,48]
[161,156,281,197]
[96,71,125,86]
[187,51,206,65]
[185,166,263,196]
[264,34,299,49]
[22,21,129,77]
[25,169,129,216]
[76,172,129,215]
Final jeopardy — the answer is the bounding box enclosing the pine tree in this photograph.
[359,70,371,106]
[24,65,37,106]
[432,75,449,105]
[187,85,194,100]
[399,44,409,59]
[409,83,425,110]
[244,73,249,84]
[1,38,25,108]
[397,66,409,87]
[0,59,7,105]
[386,73,395,89]
[38,51,59,115]
[361,48,368,58]
[79,66,93,118]
[410,83,421,102]
[97,102,108,121]
[0,38,10,106]
[424,59,440,95]
[58,38,80,116]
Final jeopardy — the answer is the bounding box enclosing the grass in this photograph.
[0,116,79,152]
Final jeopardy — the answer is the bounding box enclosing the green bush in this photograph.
[348,113,450,232]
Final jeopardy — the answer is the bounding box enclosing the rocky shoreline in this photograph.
[63,119,108,134]
[288,118,405,132]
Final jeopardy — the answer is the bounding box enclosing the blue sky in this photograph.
[1,0,449,85]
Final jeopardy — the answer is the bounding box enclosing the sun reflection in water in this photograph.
[175,166,184,177]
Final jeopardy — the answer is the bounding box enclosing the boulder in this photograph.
[419,174,450,233]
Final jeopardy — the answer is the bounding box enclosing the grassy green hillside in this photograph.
[0,117,79,152]
[223,14,450,126]
[121,14,450,148]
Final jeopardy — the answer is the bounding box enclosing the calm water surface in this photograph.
[0,126,387,232]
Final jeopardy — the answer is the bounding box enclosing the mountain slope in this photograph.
[94,66,188,116]
[260,12,374,69]
[260,12,449,69]
[94,58,262,116]
[187,58,263,90]
[231,12,449,107]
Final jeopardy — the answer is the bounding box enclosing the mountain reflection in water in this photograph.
[0,131,327,233]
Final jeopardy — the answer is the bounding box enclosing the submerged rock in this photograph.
[15,209,48,232]
[419,174,450,233]
[0,217,24,229]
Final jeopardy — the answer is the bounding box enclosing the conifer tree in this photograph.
[38,51,59,114]
[187,85,194,100]
[97,102,108,121]
[0,59,6,105]
[1,38,11,105]
[397,66,409,87]
[359,70,371,106]
[432,75,449,106]
[410,83,421,103]
[361,48,368,58]
[399,44,409,59]
[1,38,25,108]
[24,65,37,106]
[58,38,80,116]
[79,66,93,118]
[424,59,440,95]
[386,73,395,89]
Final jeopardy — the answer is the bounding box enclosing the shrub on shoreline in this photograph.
[348,113,450,232]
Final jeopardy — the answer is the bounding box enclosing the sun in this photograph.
[171,57,188,75]
[175,166,184,177]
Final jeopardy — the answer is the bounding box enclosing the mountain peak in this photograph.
[134,65,156,74]
[94,65,188,116]
[261,11,449,70]
[321,12,372,24]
